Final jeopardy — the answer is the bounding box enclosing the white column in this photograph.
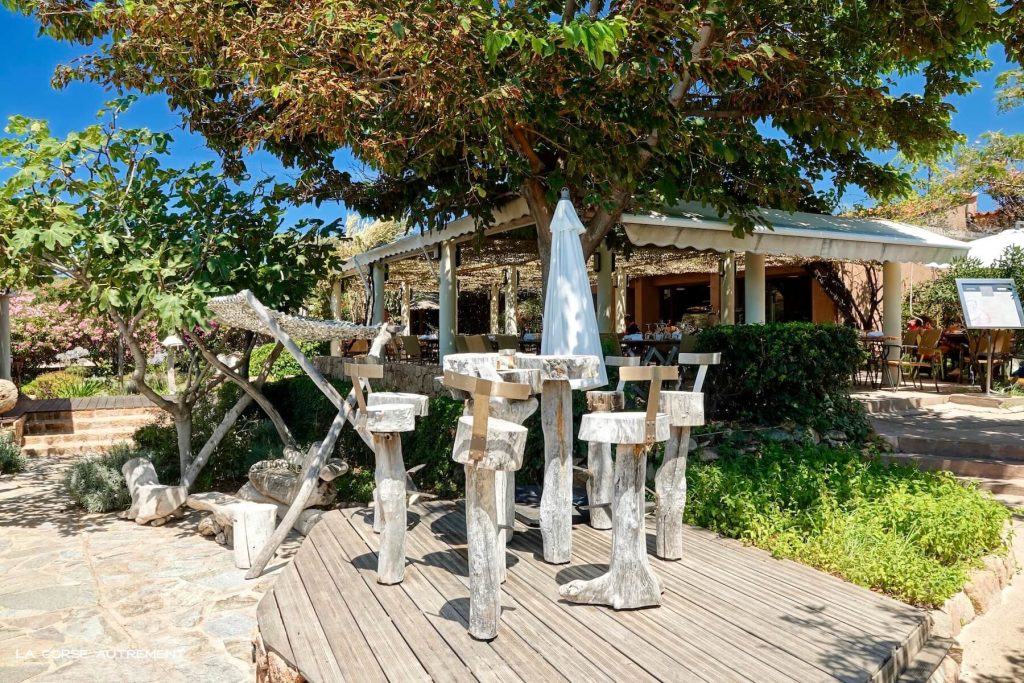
[882,261,903,383]
[329,280,344,356]
[371,264,385,325]
[400,282,412,335]
[504,267,518,335]
[613,269,627,333]
[596,243,613,333]
[438,242,457,360]
[719,251,736,325]
[744,251,766,324]
[489,282,500,334]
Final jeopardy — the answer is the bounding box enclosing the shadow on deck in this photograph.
[258,501,931,683]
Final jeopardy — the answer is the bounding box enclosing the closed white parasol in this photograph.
[540,189,608,389]
[967,223,1024,266]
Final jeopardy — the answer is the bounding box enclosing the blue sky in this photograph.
[1,10,1021,218]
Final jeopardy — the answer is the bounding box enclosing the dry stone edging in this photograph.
[924,522,1018,682]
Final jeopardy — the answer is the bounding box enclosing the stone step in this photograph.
[880,433,1024,463]
[24,407,163,422]
[23,416,160,435]
[896,636,955,683]
[22,441,134,457]
[883,454,1024,504]
[22,428,142,448]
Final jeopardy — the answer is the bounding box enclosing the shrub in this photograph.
[696,322,868,440]
[0,433,26,475]
[250,341,329,380]
[62,443,146,513]
[23,371,84,399]
[685,440,1010,607]
[134,384,280,490]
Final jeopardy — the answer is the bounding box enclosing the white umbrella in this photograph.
[540,189,608,389]
[967,224,1024,266]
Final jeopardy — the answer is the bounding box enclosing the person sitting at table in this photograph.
[665,319,681,339]
[625,314,641,336]
[907,317,922,331]
[921,316,935,330]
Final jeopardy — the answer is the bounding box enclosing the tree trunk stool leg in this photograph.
[559,443,662,609]
[584,391,623,530]
[494,470,514,583]
[372,487,382,534]
[540,379,573,564]
[655,391,704,561]
[373,433,407,584]
[465,463,501,639]
[655,425,690,560]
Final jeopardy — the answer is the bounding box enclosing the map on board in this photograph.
[956,279,1024,329]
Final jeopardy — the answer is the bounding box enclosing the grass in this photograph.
[685,440,1011,608]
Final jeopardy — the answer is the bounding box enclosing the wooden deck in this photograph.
[258,501,932,683]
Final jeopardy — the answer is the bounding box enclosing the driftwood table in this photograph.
[443,352,600,565]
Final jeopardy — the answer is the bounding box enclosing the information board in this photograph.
[956,278,1024,329]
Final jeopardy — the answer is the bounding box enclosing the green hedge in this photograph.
[250,341,329,379]
[686,440,1010,607]
[696,323,868,439]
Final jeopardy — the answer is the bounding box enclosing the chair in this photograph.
[901,328,942,391]
[495,334,519,351]
[599,332,625,356]
[398,335,423,363]
[442,370,531,640]
[347,338,370,357]
[345,362,429,585]
[467,334,493,353]
[676,335,698,354]
[454,335,471,353]
[561,365,672,610]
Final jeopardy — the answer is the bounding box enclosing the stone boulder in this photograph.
[0,380,17,415]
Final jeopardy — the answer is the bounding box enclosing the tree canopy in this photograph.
[7,0,1023,281]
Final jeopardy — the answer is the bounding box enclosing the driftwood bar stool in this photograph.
[560,366,673,610]
[655,352,717,560]
[583,356,640,530]
[346,363,421,585]
[443,370,531,640]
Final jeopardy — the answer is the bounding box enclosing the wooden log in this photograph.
[540,379,573,564]
[655,425,691,561]
[233,503,279,570]
[367,391,429,416]
[558,443,663,609]
[121,457,187,525]
[452,416,528,470]
[577,412,669,445]
[245,411,347,579]
[362,403,416,433]
[464,462,501,640]
[488,395,538,547]
[657,390,705,428]
[373,432,408,584]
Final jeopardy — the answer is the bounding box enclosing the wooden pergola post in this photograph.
[503,267,519,335]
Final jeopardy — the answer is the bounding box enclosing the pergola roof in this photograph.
[622,203,971,265]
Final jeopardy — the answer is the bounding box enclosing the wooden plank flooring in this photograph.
[259,502,929,683]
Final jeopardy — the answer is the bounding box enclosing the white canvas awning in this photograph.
[622,203,971,265]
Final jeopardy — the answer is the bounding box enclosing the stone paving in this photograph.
[0,457,297,683]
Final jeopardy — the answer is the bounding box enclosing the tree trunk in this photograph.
[175,413,193,483]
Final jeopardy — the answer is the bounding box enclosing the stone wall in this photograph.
[314,356,443,397]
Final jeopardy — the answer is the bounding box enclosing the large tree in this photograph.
[0,99,339,485]
[6,0,1023,286]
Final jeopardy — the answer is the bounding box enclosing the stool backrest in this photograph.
[467,335,493,353]
[344,362,384,412]
[442,370,531,460]
[619,365,677,443]
[605,355,641,391]
[677,351,721,393]
[399,335,422,360]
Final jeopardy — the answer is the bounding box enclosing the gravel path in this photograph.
[0,457,296,683]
